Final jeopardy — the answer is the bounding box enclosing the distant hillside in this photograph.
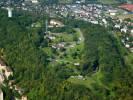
[86,0,133,4]
[38,0,132,4]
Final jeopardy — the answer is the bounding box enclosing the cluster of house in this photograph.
[2,1,117,24]
[49,4,132,53]
[112,18,133,52]
[47,4,122,26]
[13,1,133,53]
[51,42,66,50]
[2,0,131,29]
[70,75,85,80]
[45,19,70,51]
[44,19,83,67]
[119,4,133,14]
[24,0,38,4]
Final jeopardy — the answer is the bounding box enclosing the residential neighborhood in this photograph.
[1,0,132,52]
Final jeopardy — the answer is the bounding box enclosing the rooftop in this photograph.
[119,4,133,12]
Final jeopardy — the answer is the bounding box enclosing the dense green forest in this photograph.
[0,9,133,100]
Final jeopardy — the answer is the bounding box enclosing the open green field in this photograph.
[59,0,73,3]
[125,53,133,69]
[67,70,110,92]
[117,14,133,20]
[98,0,118,4]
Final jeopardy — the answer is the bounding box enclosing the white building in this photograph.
[90,21,99,24]
[114,24,121,29]
[7,7,13,18]
[25,0,38,4]
[121,27,127,33]
[77,75,83,79]
[125,44,130,48]
[108,10,117,16]
[131,30,133,36]
[31,0,38,4]
[102,19,107,25]
[74,63,80,66]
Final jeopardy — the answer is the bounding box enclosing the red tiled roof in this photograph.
[119,4,133,12]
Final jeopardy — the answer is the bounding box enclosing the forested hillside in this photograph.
[0,9,133,100]
[65,20,133,99]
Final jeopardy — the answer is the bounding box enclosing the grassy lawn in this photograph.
[68,71,105,90]
[117,14,133,20]
[42,47,53,56]
[68,77,95,90]
[59,33,74,42]
[47,28,85,71]
[98,0,118,4]
[45,27,86,75]
[67,70,111,94]
[50,32,76,43]
[125,53,133,69]
[59,0,73,3]
[31,21,42,28]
